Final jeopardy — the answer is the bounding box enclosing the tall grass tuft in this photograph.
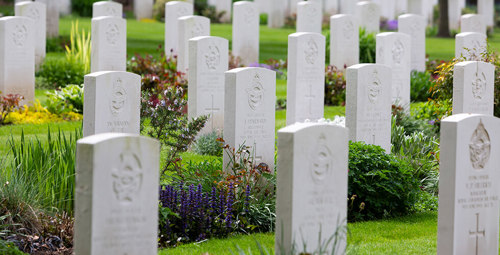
[65,20,91,74]
[7,127,82,215]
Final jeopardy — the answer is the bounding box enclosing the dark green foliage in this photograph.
[348,142,421,221]
[45,36,70,53]
[36,59,85,89]
[392,105,438,136]
[129,51,208,176]
[0,240,25,255]
[410,71,434,102]
[71,0,100,17]
[324,65,346,106]
[359,28,376,64]
[193,131,223,157]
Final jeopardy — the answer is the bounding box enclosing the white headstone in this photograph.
[453,61,495,115]
[398,14,426,72]
[478,0,494,28]
[188,36,228,134]
[91,16,127,73]
[356,1,380,34]
[223,67,276,172]
[164,1,193,56]
[455,32,487,61]
[339,0,356,14]
[134,0,153,19]
[75,133,159,255]
[83,71,141,137]
[0,17,35,105]
[437,113,500,255]
[396,0,408,14]
[324,0,339,15]
[286,32,325,125]
[407,0,433,24]
[296,1,322,33]
[346,64,392,153]
[330,14,359,69]
[232,1,259,66]
[289,0,300,15]
[448,0,461,31]
[59,0,71,16]
[276,122,348,255]
[461,14,486,35]
[15,1,46,71]
[177,15,210,74]
[268,0,286,28]
[377,0,396,20]
[376,32,411,109]
[215,0,232,23]
[35,0,58,38]
[254,0,269,14]
[93,1,123,18]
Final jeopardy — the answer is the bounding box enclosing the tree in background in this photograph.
[438,0,451,37]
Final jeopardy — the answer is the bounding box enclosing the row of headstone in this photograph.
[15,1,45,70]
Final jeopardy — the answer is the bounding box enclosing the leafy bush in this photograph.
[7,128,81,214]
[324,65,346,106]
[36,58,85,89]
[348,141,421,221]
[0,239,25,255]
[193,131,223,156]
[391,117,440,195]
[158,143,275,246]
[0,93,23,125]
[71,0,100,17]
[129,51,207,176]
[392,105,438,136]
[46,85,84,115]
[410,71,433,102]
[359,28,376,64]
[46,36,70,53]
[5,101,82,125]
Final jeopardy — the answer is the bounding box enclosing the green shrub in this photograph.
[193,131,223,156]
[391,117,440,195]
[46,85,84,115]
[65,21,91,74]
[71,0,100,17]
[36,58,85,89]
[7,128,81,215]
[348,141,421,221]
[0,239,25,255]
[153,0,178,21]
[359,28,376,64]
[410,71,433,102]
[46,36,70,53]
[392,105,438,136]
[324,65,346,106]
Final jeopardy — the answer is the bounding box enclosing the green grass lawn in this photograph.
[55,17,500,62]
[160,212,438,255]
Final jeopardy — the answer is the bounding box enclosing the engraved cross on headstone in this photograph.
[204,94,220,130]
[247,143,263,162]
[469,213,485,255]
[305,83,315,114]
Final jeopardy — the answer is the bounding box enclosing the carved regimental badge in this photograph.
[472,71,487,100]
[343,20,354,40]
[309,134,333,183]
[246,73,264,110]
[110,78,127,116]
[469,120,491,170]
[368,70,382,104]
[304,37,319,65]
[106,23,120,45]
[27,6,40,21]
[12,25,27,47]
[204,44,220,70]
[191,22,205,38]
[244,6,256,24]
[306,4,318,23]
[112,152,143,203]
[105,7,118,16]
[178,6,189,17]
[392,39,404,65]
